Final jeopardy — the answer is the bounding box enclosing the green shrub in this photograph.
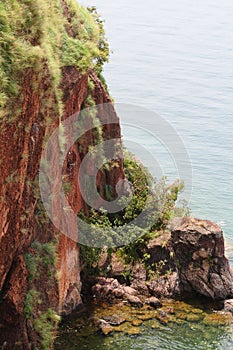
[79,151,189,270]
[87,6,110,77]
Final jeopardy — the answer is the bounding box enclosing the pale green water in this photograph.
[56,322,233,350]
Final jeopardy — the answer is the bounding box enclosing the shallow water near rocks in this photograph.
[55,300,233,350]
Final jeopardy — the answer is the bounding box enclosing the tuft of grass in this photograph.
[24,241,57,282]
[34,308,61,350]
[24,289,42,318]
[24,240,59,349]
[0,0,109,121]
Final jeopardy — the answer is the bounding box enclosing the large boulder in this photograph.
[171,217,233,299]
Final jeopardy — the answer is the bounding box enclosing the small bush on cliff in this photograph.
[79,208,112,276]
[79,152,188,274]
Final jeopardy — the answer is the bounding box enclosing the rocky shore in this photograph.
[83,217,233,320]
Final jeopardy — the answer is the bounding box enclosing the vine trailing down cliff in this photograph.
[0,1,124,349]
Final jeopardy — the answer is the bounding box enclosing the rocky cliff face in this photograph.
[0,1,124,349]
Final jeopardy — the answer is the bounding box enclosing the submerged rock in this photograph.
[102,315,126,326]
[203,312,232,326]
[98,320,114,336]
[132,319,143,326]
[156,310,169,324]
[126,327,141,335]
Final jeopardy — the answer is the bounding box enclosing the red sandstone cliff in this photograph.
[0,1,124,347]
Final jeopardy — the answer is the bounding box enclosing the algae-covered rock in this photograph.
[159,306,175,315]
[102,315,126,326]
[99,320,114,336]
[151,320,161,329]
[191,307,204,315]
[132,319,143,326]
[185,313,202,322]
[169,316,186,325]
[156,310,169,324]
[126,327,141,335]
[203,313,232,326]
[114,322,135,333]
[138,313,154,321]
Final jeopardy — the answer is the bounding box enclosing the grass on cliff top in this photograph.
[0,0,109,120]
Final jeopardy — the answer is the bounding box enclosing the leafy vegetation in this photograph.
[79,151,189,276]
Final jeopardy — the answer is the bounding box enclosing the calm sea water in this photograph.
[81,0,233,252]
[56,1,233,349]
